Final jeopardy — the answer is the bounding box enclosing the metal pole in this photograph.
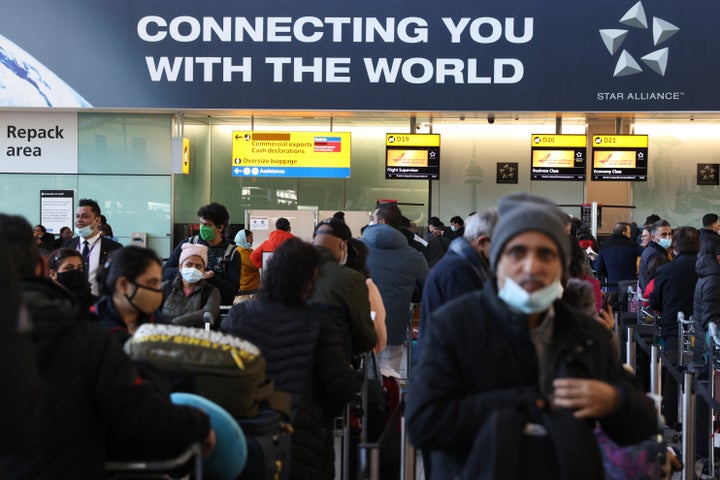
[342,406,351,480]
[682,371,695,480]
[650,344,662,398]
[400,413,415,480]
[590,201,598,239]
[626,326,636,371]
[357,444,379,480]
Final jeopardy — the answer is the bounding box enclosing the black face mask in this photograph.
[56,270,91,301]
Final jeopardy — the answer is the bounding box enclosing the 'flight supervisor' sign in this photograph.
[231,131,351,178]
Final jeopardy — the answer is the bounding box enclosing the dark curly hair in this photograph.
[258,238,319,305]
[197,202,230,231]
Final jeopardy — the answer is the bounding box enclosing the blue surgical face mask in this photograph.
[75,224,95,238]
[451,225,457,232]
[181,267,204,284]
[498,277,564,315]
[657,238,672,249]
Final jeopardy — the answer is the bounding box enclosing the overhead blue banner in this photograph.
[0,0,717,111]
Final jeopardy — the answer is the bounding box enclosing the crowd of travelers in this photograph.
[4,194,717,479]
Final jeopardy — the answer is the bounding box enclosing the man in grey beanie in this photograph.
[407,194,656,480]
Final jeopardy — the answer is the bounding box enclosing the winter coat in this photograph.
[693,253,720,333]
[161,275,221,327]
[638,241,669,292]
[0,279,210,480]
[310,247,375,359]
[594,234,643,290]
[649,254,699,337]
[249,229,294,268]
[419,236,491,349]
[221,299,356,480]
[407,281,657,480]
[692,254,720,368]
[362,224,429,345]
[237,246,260,292]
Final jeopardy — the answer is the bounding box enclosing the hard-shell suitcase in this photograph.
[237,409,292,480]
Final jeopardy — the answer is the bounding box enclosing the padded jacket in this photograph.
[419,236,491,350]
[249,229,294,268]
[649,254,699,337]
[407,281,657,480]
[221,299,356,480]
[362,224,429,345]
[0,279,210,480]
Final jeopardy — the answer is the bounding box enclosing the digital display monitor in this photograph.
[591,135,648,181]
[530,134,586,181]
[385,134,440,180]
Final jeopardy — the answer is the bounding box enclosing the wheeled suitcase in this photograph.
[237,409,293,480]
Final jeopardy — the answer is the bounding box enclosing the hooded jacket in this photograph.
[0,278,210,480]
[361,224,429,345]
[638,241,669,292]
[249,229,294,268]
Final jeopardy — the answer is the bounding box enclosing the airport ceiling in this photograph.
[180,110,720,127]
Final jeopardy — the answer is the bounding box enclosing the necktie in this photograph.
[82,240,90,260]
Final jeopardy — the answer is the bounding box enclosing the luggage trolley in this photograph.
[706,323,720,476]
[676,312,694,430]
[637,293,663,399]
[105,443,203,479]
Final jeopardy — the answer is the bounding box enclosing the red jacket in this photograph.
[249,229,294,268]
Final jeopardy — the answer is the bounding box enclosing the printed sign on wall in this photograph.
[0,112,78,173]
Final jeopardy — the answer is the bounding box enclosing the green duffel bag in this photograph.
[125,323,289,419]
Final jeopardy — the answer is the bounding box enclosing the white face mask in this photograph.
[75,223,95,238]
[181,267,204,284]
[498,276,564,314]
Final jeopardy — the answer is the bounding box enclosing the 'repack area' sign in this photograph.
[0,0,717,111]
[0,113,78,173]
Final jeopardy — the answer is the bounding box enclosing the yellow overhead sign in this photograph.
[386,133,440,147]
[531,134,586,148]
[231,131,351,178]
[592,135,648,148]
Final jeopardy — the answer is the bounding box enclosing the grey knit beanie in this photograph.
[489,195,571,272]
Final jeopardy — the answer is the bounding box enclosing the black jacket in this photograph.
[595,234,643,289]
[693,253,720,333]
[0,278,210,480]
[92,294,170,345]
[649,254,699,337]
[221,299,356,480]
[63,234,121,266]
[638,241,669,291]
[407,281,657,480]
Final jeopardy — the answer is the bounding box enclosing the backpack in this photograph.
[188,235,238,276]
[125,323,290,419]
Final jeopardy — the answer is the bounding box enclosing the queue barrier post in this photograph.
[681,371,696,480]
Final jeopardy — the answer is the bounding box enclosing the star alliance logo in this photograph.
[599,1,679,77]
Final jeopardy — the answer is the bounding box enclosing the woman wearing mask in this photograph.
[161,243,220,327]
[92,246,169,344]
[47,248,95,315]
[234,229,260,295]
